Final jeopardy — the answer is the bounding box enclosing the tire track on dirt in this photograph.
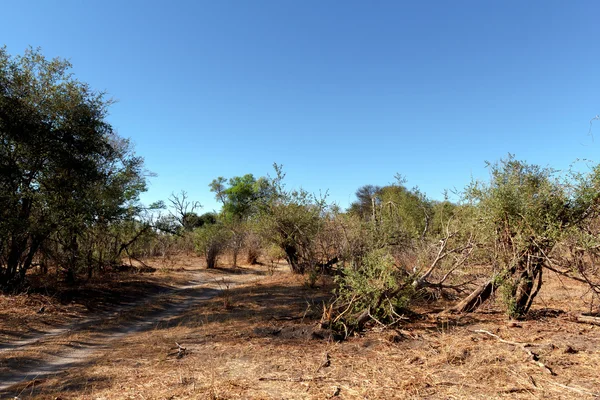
[0,271,260,396]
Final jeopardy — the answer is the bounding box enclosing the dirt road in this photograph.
[0,269,261,397]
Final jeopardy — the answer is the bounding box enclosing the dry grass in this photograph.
[0,255,206,343]
[2,257,600,399]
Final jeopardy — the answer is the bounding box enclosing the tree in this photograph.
[377,184,432,241]
[209,174,273,266]
[0,47,148,289]
[348,184,382,220]
[349,181,432,242]
[450,155,600,318]
[254,165,329,274]
[197,212,218,227]
[210,174,270,221]
[168,190,202,232]
[209,177,227,205]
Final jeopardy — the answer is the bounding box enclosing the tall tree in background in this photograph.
[209,174,271,266]
[210,174,271,221]
[348,184,382,220]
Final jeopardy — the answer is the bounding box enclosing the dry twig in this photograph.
[315,352,331,372]
[543,378,600,398]
[473,329,555,375]
[167,342,188,359]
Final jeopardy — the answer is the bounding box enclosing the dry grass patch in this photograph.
[0,255,207,346]
[6,272,596,397]
[4,262,600,399]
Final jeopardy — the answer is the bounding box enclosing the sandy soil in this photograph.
[1,257,599,399]
[0,259,266,397]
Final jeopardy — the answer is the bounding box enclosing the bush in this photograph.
[194,224,230,269]
[331,249,413,333]
[245,232,263,265]
[254,165,327,274]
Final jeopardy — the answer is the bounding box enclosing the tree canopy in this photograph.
[0,47,148,289]
[210,174,271,221]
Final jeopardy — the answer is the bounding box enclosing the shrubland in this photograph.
[2,47,600,340]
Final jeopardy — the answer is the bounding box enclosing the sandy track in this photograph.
[0,270,260,396]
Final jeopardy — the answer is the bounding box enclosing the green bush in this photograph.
[335,249,413,328]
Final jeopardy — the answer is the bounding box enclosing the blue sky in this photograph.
[2,1,599,212]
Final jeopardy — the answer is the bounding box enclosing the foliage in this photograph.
[324,211,372,269]
[253,165,328,274]
[347,180,435,254]
[377,184,432,240]
[331,249,413,332]
[198,212,218,227]
[0,47,148,289]
[210,174,271,221]
[194,223,230,269]
[347,184,382,220]
[429,199,458,237]
[461,155,596,318]
[225,219,247,267]
[209,174,273,267]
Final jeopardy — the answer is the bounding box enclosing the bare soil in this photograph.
[1,256,600,399]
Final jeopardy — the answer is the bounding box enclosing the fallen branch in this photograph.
[419,278,476,294]
[445,279,495,313]
[315,352,331,372]
[117,224,152,258]
[258,376,351,383]
[167,342,188,359]
[270,315,304,321]
[543,378,600,398]
[473,329,555,375]
[576,314,600,326]
[543,263,589,285]
[539,248,600,296]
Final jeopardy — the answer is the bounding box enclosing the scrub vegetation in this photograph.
[2,48,600,399]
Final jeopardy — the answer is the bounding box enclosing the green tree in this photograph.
[0,47,148,288]
[254,165,328,274]
[210,174,271,221]
[197,212,218,227]
[348,184,382,220]
[209,174,273,266]
[349,180,432,240]
[451,155,600,318]
[377,183,432,241]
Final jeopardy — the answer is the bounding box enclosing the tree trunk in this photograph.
[232,249,238,267]
[284,244,304,274]
[447,246,546,317]
[40,260,48,275]
[508,252,543,319]
[87,249,94,279]
[65,267,76,285]
[447,279,495,313]
[19,237,41,283]
[4,237,25,286]
[246,247,259,265]
[206,248,217,269]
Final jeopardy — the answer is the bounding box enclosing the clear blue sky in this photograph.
[3,1,599,212]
